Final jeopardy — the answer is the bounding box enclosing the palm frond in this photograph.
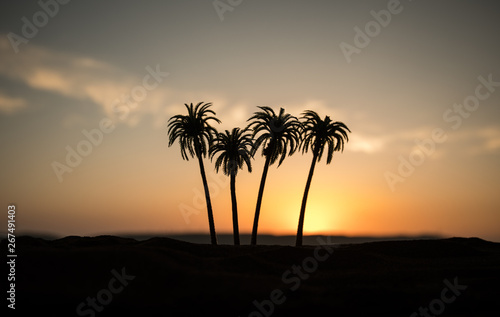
[300,110,350,164]
[246,106,301,166]
[167,102,221,161]
[209,127,254,176]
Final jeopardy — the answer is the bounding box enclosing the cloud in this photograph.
[0,35,252,131]
[348,133,385,153]
[5,35,494,161]
[460,126,500,155]
[348,124,500,159]
[336,125,432,154]
[0,36,131,101]
[0,35,172,127]
[389,125,500,157]
[477,127,500,152]
[0,92,26,114]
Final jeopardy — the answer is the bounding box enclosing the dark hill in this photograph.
[3,236,499,316]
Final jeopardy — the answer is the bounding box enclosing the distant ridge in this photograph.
[5,232,443,245]
[142,233,444,245]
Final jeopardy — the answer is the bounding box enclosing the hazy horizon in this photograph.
[2,230,453,246]
[1,1,499,243]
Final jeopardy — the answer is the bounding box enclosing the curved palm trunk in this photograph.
[251,154,272,245]
[296,151,319,247]
[230,173,240,245]
[196,145,218,246]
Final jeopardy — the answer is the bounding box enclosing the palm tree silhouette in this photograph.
[295,110,350,247]
[247,106,301,245]
[209,128,254,245]
[167,102,221,245]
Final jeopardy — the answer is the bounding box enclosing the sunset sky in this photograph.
[1,1,499,242]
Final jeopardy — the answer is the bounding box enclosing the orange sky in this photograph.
[0,1,499,242]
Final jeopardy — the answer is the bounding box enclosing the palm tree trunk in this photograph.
[230,173,240,245]
[296,152,318,247]
[251,154,271,245]
[196,145,218,246]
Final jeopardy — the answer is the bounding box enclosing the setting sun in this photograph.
[302,207,337,234]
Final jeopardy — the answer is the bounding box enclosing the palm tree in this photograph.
[167,102,221,245]
[209,128,254,245]
[247,106,301,245]
[295,110,350,247]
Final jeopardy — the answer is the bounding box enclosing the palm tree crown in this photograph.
[300,110,350,163]
[168,102,221,160]
[247,106,301,166]
[209,127,253,176]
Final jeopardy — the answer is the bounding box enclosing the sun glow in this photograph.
[302,204,338,234]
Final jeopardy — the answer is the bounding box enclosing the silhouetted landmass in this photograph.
[6,232,444,244]
[3,236,499,316]
[127,233,444,245]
